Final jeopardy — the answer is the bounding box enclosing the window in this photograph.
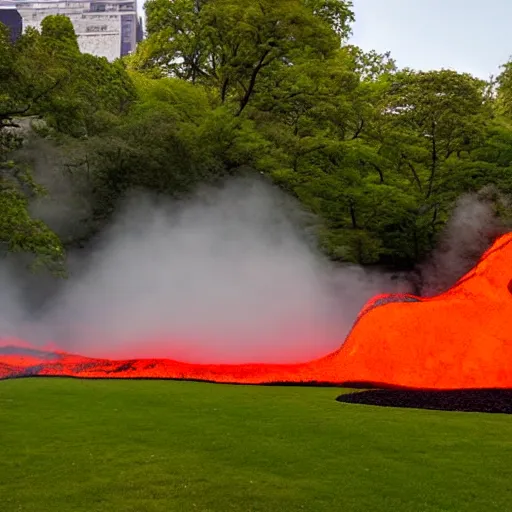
[90,3,106,12]
[86,24,108,32]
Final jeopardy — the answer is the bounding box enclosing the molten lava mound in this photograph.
[336,389,512,414]
[2,233,512,390]
[335,233,512,390]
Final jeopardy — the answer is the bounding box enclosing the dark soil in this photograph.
[336,388,512,414]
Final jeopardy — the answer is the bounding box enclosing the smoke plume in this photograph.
[418,188,510,296]
[0,176,411,363]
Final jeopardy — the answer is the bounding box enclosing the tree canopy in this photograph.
[2,4,512,275]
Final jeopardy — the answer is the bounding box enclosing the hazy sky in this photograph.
[349,0,512,79]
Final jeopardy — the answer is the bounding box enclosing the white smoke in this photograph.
[0,177,410,363]
[418,189,509,296]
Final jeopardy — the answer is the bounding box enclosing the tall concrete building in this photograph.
[0,0,22,42]
[16,0,143,61]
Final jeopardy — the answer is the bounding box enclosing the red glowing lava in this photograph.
[2,233,512,389]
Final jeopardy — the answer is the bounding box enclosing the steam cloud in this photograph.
[0,176,411,363]
[418,188,509,296]
[1,146,507,364]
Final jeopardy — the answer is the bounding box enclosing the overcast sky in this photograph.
[349,0,512,79]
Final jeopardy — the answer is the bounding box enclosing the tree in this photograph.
[40,14,80,57]
[0,18,76,130]
[1,15,136,137]
[0,160,65,274]
[4,4,510,276]
[349,69,495,265]
[69,75,267,229]
[381,70,490,197]
[243,47,401,263]
[134,0,353,114]
[0,15,136,271]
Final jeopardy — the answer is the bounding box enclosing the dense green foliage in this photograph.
[3,2,512,271]
[0,15,135,270]
[2,378,512,512]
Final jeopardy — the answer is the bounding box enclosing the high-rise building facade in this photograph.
[15,0,143,61]
[0,0,22,42]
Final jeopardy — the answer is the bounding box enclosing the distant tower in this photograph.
[0,0,22,42]
[15,0,144,61]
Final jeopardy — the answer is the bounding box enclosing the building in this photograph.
[0,0,22,42]
[15,0,143,61]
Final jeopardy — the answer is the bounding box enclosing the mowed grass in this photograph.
[1,379,512,512]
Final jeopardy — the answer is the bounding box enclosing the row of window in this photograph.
[90,2,135,12]
[82,14,120,19]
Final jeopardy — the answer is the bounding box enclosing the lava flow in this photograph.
[2,233,512,389]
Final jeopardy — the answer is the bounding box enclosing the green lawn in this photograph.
[1,379,511,512]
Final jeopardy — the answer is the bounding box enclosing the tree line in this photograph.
[2,0,512,275]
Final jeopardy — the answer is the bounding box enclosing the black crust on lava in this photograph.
[336,388,512,414]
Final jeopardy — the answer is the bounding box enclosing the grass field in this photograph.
[1,379,512,512]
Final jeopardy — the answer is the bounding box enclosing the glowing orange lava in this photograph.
[2,233,512,389]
